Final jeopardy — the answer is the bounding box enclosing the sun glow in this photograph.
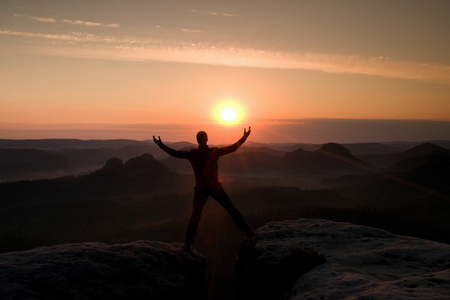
[213,100,245,126]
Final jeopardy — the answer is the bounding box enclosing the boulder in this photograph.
[0,241,206,300]
[234,219,450,300]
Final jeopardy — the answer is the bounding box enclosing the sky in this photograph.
[1,0,450,144]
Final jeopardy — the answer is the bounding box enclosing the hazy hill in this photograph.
[0,154,187,201]
[114,144,159,160]
[245,142,322,153]
[0,149,69,181]
[55,148,114,167]
[282,143,371,175]
[402,142,446,156]
[342,142,404,155]
[238,145,285,156]
[220,151,283,175]
[359,142,448,170]
[0,148,111,182]
[0,139,150,150]
[0,141,162,182]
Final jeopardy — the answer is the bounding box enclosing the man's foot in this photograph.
[246,229,256,239]
[242,234,257,249]
[182,244,204,259]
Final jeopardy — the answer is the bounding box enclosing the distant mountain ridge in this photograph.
[359,142,449,170]
[1,139,449,183]
[0,139,149,150]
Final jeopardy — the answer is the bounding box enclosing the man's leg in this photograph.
[210,184,254,238]
[184,188,208,251]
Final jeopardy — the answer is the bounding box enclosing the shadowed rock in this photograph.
[234,238,325,300]
[0,241,206,300]
[234,219,450,300]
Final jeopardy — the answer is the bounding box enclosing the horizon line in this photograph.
[1,118,450,144]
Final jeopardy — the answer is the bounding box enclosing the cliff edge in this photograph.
[0,241,206,300]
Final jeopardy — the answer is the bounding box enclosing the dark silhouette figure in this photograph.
[153,127,255,251]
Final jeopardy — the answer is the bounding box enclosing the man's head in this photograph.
[196,131,208,146]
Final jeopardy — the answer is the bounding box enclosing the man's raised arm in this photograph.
[153,136,189,159]
[219,127,251,156]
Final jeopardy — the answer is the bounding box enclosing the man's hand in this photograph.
[243,126,251,139]
[153,135,163,146]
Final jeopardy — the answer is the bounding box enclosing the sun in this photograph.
[220,107,239,123]
[213,100,245,125]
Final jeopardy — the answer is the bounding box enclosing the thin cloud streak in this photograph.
[181,28,207,33]
[190,9,235,18]
[14,13,119,28]
[0,30,122,43]
[1,29,449,84]
[14,14,56,23]
[61,19,120,28]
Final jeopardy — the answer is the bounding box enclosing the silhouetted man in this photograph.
[153,127,255,252]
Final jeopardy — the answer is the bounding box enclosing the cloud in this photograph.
[61,19,120,28]
[190,9,234,17]
[14,13,119,28]
[181,28,207,33]
[1,29,449,84]
[14,14,56,23]
[0,30,120,43]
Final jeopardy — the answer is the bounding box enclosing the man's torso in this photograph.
[188,146,221,186]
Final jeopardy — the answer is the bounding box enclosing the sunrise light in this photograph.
[213,100,245,126]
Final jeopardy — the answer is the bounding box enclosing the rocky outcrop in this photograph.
[90,153,171,181]
[0,241,206,300]
[234,219,450,300]
[3,220,449,300]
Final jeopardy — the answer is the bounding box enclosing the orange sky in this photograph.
[1,1,450,143]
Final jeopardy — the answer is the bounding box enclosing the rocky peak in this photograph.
[103,157,124,170]
[403,142,445,157]
[93,153,170,181]
[316,142,355,160]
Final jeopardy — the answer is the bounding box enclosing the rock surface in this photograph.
[0,241,206,300]
[235,219,450,300]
